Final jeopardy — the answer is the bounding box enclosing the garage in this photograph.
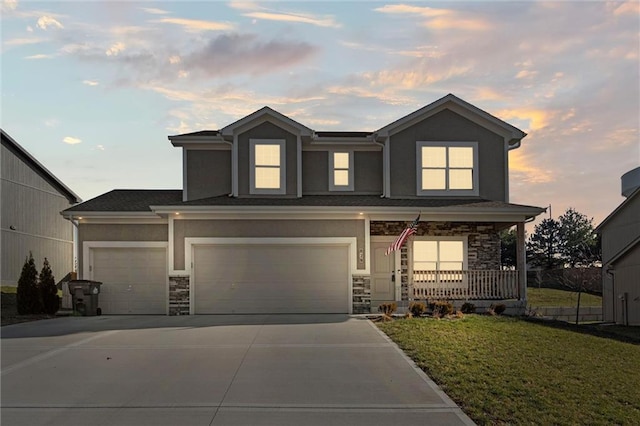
[90,246,167,314]
[193,243,350,314]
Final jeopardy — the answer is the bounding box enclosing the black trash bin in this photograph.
[68,280,102,316]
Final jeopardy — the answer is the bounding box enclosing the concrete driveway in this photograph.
[1,315,474,425]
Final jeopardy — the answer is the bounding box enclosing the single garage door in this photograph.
[193,244,350,314]
[91,247,167,314]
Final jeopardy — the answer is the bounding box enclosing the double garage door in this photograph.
[90,243,350,314]
[193,244,350,314]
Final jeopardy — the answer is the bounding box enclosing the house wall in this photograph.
[185,149,231,201]
[1,143,75,286]
[600,193,640,324]
[370,221,501,270]
[77,224,168,278]
[600,193,640,265]
[389,109,506,200]
[302,150,383,194]
[237,121,298,197]
[172,219,366,271]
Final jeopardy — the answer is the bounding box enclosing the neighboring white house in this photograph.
[1,129,81,288]
[597,167,640,326]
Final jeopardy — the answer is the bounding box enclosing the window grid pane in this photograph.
[255,167,280,189]
[334,170,349,186]
[255,144,280,166]
[420,144,475,191]
[334,152,349,169]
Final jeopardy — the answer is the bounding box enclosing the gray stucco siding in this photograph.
[78,224,168,277]
[173,219,366,271]
[354,151,383,193]
[186,149,231,201]
[302,151,329,193]
[237,121,298,197]
[389,109,506,200]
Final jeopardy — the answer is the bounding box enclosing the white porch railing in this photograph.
[412,270,520,300]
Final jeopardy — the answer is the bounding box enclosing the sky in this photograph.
[1,0,639,229]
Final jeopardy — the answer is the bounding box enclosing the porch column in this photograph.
[516,222,527,301]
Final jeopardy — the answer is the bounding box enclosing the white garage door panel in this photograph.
[92,247,167,315]
[194,244,349,314]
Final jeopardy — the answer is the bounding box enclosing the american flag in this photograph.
[385,214,420,256]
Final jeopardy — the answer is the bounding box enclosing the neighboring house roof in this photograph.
[315,131,373,138]
[595,187,640,267]
[1,129,81,204]
[62,190,544,220]
[375,94,527,148]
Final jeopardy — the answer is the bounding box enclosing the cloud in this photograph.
[25,53,54,59]
[375,4,490,31]
[63,136,82,145]
[2,0,17,12]
[152,17,234,32]
[36,16,63,30]
[105,42,125,56]
[96,145,105,151]
[243,11,340,28]
[140,7,170,15]
[3,37,45,46]
[182,33,318,78]
[44,119,59,127]
[83,80,99,86]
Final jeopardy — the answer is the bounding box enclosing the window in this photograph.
[417,142,478,196]
[250,139,285,194]
[413,238,466,283]
[329,151,354,191]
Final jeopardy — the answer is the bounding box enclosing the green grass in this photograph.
[379,315,640,425]
[1,286,17,294]
[527,287,602,307]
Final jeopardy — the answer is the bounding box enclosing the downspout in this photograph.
[222,140,234,197]
[371,133,387,198]
[606,266,616,324]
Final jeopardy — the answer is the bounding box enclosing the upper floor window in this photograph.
[329,151,354,191]
[250,139,286,194]
[416,142,478,196]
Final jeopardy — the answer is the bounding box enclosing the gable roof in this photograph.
[1,129,81,204]
[374,94,527,148]
[595,186,640,233]
[220,106,313,137]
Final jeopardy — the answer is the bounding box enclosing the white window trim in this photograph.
[250,139,286,195]
[329,150,354,191]
[416,141,479,196]
[411,236,469,271]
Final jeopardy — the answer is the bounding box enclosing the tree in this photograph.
[527,218,562,270]
[557,207,600,267]
[16,252,42,315]
[40,258,59,315]
[499,228,517,269]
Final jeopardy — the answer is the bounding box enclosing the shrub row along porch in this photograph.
[412,270,520,300]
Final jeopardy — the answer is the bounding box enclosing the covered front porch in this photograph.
[412,269,521,300]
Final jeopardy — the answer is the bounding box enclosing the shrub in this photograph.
[431,300,454,318]
[17,252,41,315]
[378,302,397,316]
[40,258,59,315]
[409,301,426,317]
[461,302,476,314]
[488,303,507,316]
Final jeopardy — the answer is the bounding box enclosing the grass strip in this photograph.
[379,315,640,425]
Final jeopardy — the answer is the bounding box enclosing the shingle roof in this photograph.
[315,131,372,138]
[169,130,219,138]
[63,189,182,212]
[63,190,544,216]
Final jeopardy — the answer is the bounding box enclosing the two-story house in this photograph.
[62,94,545,315]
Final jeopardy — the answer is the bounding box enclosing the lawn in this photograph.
[379,315,640,425]
[527,287,602,307]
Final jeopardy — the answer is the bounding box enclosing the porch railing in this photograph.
[412,270,519,300]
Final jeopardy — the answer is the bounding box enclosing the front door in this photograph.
[371,239,399,310]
